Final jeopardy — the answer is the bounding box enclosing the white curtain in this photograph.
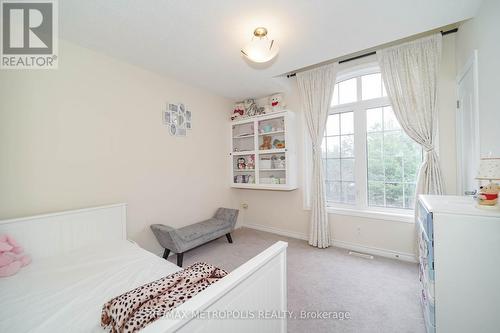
[297,64,336,248]
[377,34,445,195]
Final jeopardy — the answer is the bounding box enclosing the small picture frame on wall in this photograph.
[169,103,178,112]
[163,110,171,125]
[170,123,177,135]
[186,110,192,130]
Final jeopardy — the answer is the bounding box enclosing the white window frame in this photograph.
[304,62,416,223]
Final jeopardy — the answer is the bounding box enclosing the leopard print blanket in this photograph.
[101,262,227,333]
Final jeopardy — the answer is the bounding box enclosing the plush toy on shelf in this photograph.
[269,93,286,112]
[247,155,255,169]
[260,136,272,150]
[231,102,245,121]
[277,155,286,169]
[273,138,285,149]
[237,157,246,169]
[271,155,278,168]
[0,234,31,277]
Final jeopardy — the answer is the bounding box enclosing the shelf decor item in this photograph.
[260,136,272,150]
[237,157,246,170]
[244,99,259,117]
[269,93,286,112]
[247,155,255,169]
[476,157,500,208]
[262,124,273,133]
[163,103,192,136]
[230,102,245,121]
[277,156,286,169]
[260,157,271,170]
[273,138,285,149]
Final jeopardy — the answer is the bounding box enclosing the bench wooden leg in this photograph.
[163,248,170,259]
[226,233,233,244]
[177,252,184,267]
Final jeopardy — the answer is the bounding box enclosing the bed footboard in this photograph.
[142,241,288,333]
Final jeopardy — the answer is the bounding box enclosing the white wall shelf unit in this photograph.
[230,111,297,191]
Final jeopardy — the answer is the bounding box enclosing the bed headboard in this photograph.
[0,203,127,259]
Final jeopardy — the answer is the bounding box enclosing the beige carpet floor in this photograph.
[165,227,425,333]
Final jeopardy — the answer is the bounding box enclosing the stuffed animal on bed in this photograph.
[0,234,31,277]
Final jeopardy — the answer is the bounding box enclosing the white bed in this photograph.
[0,204,287,333]
[0,240,181,332]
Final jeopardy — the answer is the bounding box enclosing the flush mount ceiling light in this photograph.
[241,27,279,63]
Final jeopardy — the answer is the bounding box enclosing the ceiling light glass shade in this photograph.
[241,28,279,63]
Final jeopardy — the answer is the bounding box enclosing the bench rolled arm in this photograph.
[150,224,182,253]
[214,208,239,230]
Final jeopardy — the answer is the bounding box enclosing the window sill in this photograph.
[326,206,414,223]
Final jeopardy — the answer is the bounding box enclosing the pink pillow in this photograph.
[0,234,31,277]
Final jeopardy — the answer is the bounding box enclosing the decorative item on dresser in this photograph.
[416,195,500,333]
[475,157,500,208]
[230,110,297,190]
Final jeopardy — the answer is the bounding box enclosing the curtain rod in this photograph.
[286,28,458,78]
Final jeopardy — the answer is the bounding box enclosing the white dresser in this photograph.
[417,195,500,333]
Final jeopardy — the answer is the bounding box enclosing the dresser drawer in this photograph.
[421,288,436,333]
[419,260,435,298]
[417,200,434,241]
[417,219,435,281]
[417,219,429,256]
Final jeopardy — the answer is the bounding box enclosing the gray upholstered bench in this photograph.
[150,208,239,267]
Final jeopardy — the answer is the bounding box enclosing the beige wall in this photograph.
[455,0,500,157]
[0,40,234,255]
[233,35,458,257]
[438,34,458,195]
[0,32,462,258]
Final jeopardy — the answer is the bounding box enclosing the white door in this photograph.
[456,51,480,195]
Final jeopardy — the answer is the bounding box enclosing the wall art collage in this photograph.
[163,103,192,136]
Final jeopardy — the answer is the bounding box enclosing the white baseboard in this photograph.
[243,223,417,263]
[332,239,417,263]
[243,223,308,241]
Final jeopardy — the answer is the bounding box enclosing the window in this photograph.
[322,112,355,204]
[322,65,422,211]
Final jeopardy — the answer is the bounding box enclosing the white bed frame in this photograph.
[0,204,287,333]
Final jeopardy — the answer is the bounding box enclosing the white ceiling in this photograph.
[60,0,481,101]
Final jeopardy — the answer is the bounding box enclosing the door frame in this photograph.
[455,50,480,195]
